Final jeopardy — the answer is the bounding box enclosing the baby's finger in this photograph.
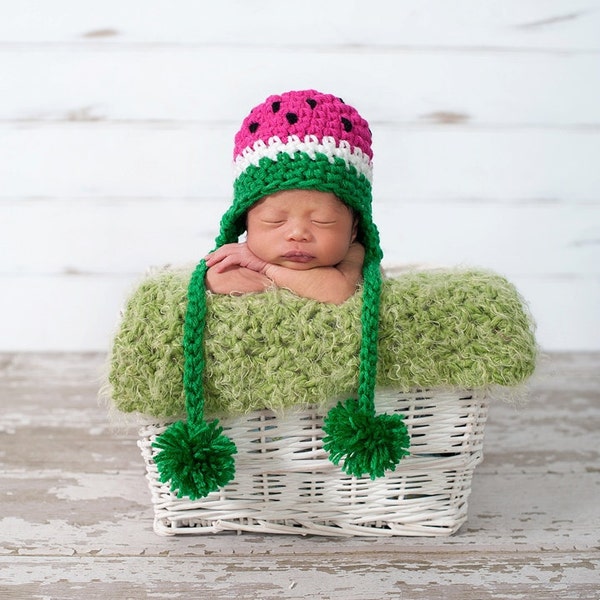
[204,246,229,265]
[210,254,240,273]
[206,243,238,259]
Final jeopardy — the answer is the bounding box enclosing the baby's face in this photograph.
[246,189,357,270]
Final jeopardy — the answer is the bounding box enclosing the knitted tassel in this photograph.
[153,419,236,499]
[323,257,410,477]
[323,398,409,478]
[153,260,237,499]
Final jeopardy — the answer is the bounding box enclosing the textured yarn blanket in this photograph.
[108,267,537,418]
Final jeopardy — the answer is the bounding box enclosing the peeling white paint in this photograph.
[48,472,146,502]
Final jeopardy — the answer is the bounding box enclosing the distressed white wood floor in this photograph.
[0,352,598,599]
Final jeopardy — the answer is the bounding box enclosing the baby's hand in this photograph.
[205,243,269,274]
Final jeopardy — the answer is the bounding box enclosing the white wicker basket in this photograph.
[138,388,489,537]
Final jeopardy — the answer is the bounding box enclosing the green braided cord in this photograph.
[356,258,383,415]
[183,259,210,425]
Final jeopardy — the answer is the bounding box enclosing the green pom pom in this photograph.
[323,398,410,479]
[153,419,237,500]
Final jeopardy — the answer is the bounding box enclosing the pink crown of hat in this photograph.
[232,89,373,185]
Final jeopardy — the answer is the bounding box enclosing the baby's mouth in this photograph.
[282,251,315,263]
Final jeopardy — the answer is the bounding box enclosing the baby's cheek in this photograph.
[245,236,270,262]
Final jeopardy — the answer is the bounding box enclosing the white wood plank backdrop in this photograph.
[1,1,599,351]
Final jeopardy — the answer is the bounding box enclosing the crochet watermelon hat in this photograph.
[153,90,410,499]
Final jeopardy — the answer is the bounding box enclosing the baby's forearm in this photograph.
[206,266,272,295]
[263,264,361,304]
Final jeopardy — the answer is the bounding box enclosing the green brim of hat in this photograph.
[218,152,376,252]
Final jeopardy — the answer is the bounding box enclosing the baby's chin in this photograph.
[277,260,318,270]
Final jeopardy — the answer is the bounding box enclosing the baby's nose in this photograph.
[286,220,312,241]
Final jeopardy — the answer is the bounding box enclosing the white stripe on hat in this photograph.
[233,135,373,183]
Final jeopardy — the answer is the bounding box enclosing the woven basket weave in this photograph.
[138,388,489,537]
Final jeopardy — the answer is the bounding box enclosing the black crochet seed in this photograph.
[272,101,281,113]
[306,98,317,109]
[286,112,298,125]
[341,117,353,132]
[249,122,259,133]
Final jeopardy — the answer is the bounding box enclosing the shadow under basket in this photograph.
[138,388,490,537]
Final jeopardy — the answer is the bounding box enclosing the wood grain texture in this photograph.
[1,50,598,126]
[2,0,599,50]
[0,352,599,599]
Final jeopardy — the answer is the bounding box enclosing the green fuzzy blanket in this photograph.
[108,267,537,418]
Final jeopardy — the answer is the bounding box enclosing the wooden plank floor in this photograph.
[1,352,598,599]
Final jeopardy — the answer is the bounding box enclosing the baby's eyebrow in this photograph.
[312,208,343,218]
[257,212,288,223]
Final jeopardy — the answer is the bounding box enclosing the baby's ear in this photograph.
[351,216,359,242]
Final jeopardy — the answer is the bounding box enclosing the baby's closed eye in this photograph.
[261,218,286,225]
